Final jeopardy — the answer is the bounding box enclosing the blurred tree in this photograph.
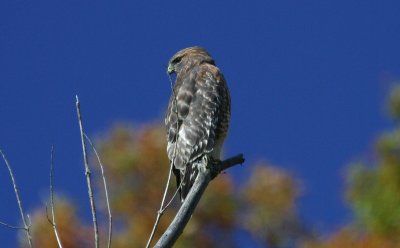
[302,227,400,248]
[302,84,400,248]
[95,124,241,248]
[241,165,304,247]
[388,83,400,120]
[20,124,304,247]
[21,198,92,248]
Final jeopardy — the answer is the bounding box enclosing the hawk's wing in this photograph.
[165,64,223,198]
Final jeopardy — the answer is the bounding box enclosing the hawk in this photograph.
[165,47,231,202]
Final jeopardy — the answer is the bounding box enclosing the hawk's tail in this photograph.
[173,161,199,202]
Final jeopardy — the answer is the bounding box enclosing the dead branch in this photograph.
[46,146,63,248]
[75,96,99,248]
[84,133,113,248]
[153,154,245,248]
[145,162,174,248]
[0,221,25,230]
[0,150,33,247]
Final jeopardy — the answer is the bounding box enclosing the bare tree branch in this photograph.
[46,146,63,248]
[84,133,113,248]
[162,178,184,213]
[0,149,33,247]
[153,153,245,248]
[146,161,174,248]
[0,221,25,230]
[75,95,99,248]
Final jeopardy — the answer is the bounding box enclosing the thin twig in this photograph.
[0,149,33,247]
[154,154,245,248]
[75,96,99,248]
[84,133,113,248]
[145,162,174,248]
[0,221,25,229]
[45,204,63,248]
[47,146,63,248]
[161,178,184,212]
[45,204,52,224]
[145,73,181,248]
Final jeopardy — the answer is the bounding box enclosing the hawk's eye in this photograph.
[172,56,182,64]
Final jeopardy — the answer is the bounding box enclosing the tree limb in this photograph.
[0,221,25,230]
[46,146,63,248]
[84,134,113,248]
[153,153,245,248]
[75,96,99,248]
[0,150,33,247]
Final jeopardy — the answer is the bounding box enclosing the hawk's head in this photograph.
[167,46,215,75]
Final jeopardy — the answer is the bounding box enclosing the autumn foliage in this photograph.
[303,85,400,248]
[23,124,303,247]
[20,85,400,247]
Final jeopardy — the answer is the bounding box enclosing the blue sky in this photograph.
[1,0,400,246]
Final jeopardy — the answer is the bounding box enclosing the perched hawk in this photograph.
[165,47,231,201]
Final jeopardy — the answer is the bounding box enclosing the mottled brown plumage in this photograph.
[165,47,231,201]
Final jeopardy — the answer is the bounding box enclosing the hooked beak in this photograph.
[167,64,174,75]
